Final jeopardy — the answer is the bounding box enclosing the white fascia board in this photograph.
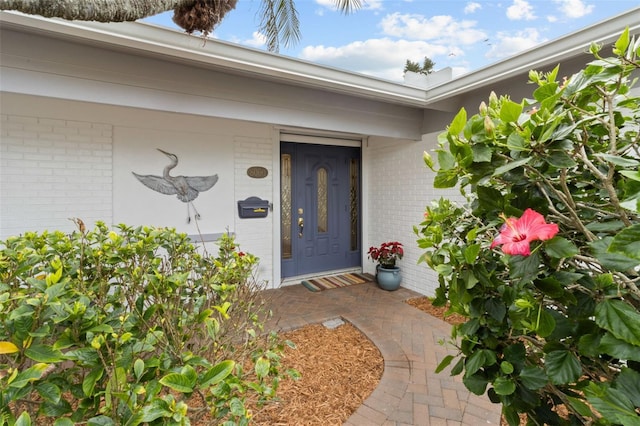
[424,6,640,106]
[0,11,428,107]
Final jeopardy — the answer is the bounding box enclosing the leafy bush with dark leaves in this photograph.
[416,29,640,425]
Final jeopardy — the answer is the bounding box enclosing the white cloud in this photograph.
[379,13,487,45]
[485,28,547,59]
[315,0,383,12]
[546,15,558,22]
[553,0,594,18]
[242,32,267,48]
[506,0,536,21]
[464,2,482,14]
[299,38,453,82]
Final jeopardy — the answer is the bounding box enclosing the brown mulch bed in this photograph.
[404,296,467,325]
[250,322,383,425]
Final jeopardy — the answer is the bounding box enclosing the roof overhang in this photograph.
[1,6,639,109]
[0,11,429,107]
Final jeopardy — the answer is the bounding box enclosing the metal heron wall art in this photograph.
[132,148,218,223]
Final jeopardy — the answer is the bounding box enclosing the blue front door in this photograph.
[281,142,361,278]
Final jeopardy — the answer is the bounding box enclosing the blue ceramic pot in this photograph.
[376,266,402,291]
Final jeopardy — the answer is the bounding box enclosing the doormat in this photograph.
[301,272,374,292]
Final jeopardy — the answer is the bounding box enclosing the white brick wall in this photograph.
[233,136,275,288]
[366,133,461,296]
[0,114,113,238]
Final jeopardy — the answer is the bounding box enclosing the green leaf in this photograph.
[500,361,514,374]
[200,360,235,388]
[437,150,456,170]
[87,415,116,426]
[589,238,639,271]
[54,419,74,426]
[476,186,504,213]
[471,144,492,162]
[229,397,246,417]
[544,237,578,259]
[535,277,564,298]
[578,333,601,358]
[595,299,640,346]
[596,153,639,168]
[584,382,639,426]
[159,372,194,393]
[435,354,455,374]
[140,399,172,422]
[485,298,506,322]
[533,80,559,102]
[15,412,31,426]
[465,349,497,377]
[83,366,104,396]
[617,368,640,407]
[503,343,526,371]
[599,333,640,362]
[36,382,62,404]
[608,224,640,261]
[25,344,64,363]
[536,309,556,338]
[40,398,71,417]
[506,132,528,152]
[9,363,49,388]
[493,376,516,395]
[493,157,532,177]
[508,252,540,284]
[134,359,144,381]
[566,396,594,418]
[255,357,270,379]
[544,350,581,385]
[463,372,488,395]
[503,406,522,426]
[620,170,640,182]
[546,151,577,168]
[463,244,481,264]
[448,108,467,135]
[586,220,626,232]
[500,100,523,123]
[434,169,458,188]
[614,26,630,54]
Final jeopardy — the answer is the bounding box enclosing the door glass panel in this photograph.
[317,167,327,233]
[281,154,292,259]
[350,158,358,251]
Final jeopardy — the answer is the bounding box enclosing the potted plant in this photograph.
[367,241,403,290]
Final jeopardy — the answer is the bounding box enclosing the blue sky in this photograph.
[144,0,638,82]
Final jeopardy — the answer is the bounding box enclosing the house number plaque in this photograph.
[247,166,268,179]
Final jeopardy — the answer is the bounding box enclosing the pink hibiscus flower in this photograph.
[490,209,559,256]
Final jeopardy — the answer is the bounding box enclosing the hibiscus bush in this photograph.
[0,223,289,425]
[416,29,640,425]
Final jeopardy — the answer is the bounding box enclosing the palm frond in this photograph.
[258,0,300,52]
[333,0,362,14]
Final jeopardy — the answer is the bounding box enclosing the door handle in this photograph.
[298,217,304,237]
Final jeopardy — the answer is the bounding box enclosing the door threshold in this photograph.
[280,267,362,287]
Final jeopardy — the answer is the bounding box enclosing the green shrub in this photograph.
[0,222,288,425]
[416,29,640,425]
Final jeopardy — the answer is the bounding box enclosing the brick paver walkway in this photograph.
[263,280,502,426]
